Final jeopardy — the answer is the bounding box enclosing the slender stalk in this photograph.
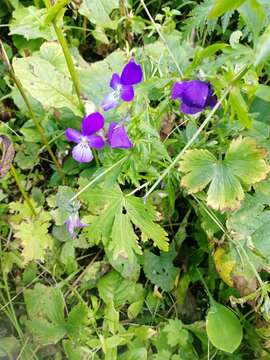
[0,41,66,182]
[52,24,84,111]
[45,0,84,112]
[71,156,127,201]
[143,89,230,201]
[10,165,37,217]
[140,0,184,78]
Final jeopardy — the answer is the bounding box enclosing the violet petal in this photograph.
[171,82,186,100]
[121,85,135,102]
[108,122,132,149]
[101,92,119,111]
[86,135,105,149]
[82,112,105,136]
[120,59,143,86]
[180,80,209,109]
[110,73,121,89]
[65,128,81,143]
[72,142,93,163]
[181,102,204,115]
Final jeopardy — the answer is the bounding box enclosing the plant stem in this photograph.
[45,0,84,112]
[10,165,37,217]
[143,88,230,201]
[140,0,183,78]
[71,156,127,201]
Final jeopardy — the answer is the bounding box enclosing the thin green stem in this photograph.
[140,0,183,77]
[71,156,127,201]
[10,165,37,217]
[143,88,230,201]
[45,0,84,112]
[52,24,84,111]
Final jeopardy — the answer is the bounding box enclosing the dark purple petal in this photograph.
[171,82,186,100]
[72,142,93,163]
[81,112,104,136]
[65,128,81,143]
[110,73,121,89]
[120,59,143,86]
[121,85,134,102]
[205,84,218,108]
[66,213,87,238]
[86,135,105,149]
[108,122,132,149]
[172,80,211,115]
[101,92,119,111]
[180,80,209,109]
[181,102,204,115]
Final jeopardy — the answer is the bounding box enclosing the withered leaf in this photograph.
[0,135,15,178]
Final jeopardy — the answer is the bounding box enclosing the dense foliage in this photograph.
[1,0,270,358]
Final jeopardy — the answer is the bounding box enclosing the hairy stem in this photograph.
[10,165,37,217]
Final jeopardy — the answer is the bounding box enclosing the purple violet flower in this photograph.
[65,112,105,163]
[66,212,87,238]
[108,122,132,149]
[101,59,143,111]
[171,80,217,115]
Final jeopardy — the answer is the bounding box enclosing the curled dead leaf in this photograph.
[0,135,15,178]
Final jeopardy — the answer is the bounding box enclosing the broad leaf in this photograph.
[24,284,66,344]
[9,6,56,40]
[209,0,247,18]
[163,319,190,348]
[180,137,269,212]
[206,300,243,353]
[79,0,119,29]
[13,56,82,116]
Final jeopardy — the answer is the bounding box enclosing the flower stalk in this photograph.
[44,0,84,112]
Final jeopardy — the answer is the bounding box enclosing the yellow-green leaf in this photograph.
[179,137,269,212]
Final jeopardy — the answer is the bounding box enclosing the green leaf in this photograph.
[81,186,169,277]
[0,337,20,358]
[79,0,119,29]
[180,137,269,212]
[26,319,66,345]
[13,212,53,263]
[9,6,56,40]
[163,319,190,348]
[24,284,66,344]
[125,196,169,251]
[229,87,252,128]
[239,0,265,37]
[208,0,247,19]
[24,283,65,324]
[143,249,178,292]
[255,23,270,66]
[206,300,243,353]
[66,303,88,337]
[12,56,81,116]
[15,142,39,170]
